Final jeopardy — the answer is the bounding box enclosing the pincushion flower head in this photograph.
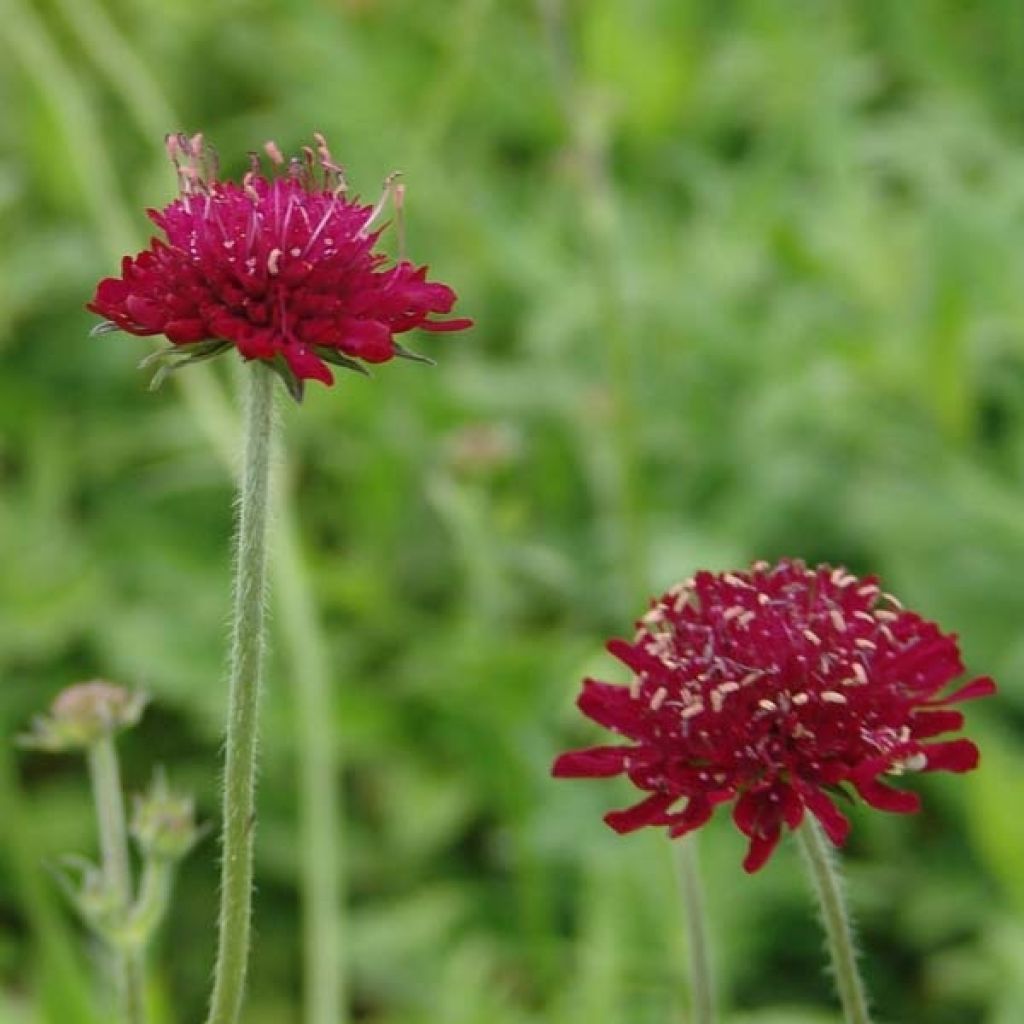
[554,559,995,872]
[88,132,471,398]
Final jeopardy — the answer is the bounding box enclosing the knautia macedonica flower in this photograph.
[88,132,471,398]
[553,559,994,872]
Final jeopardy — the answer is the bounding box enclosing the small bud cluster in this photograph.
[20,681,146,752]
[23,680,201,953]
[132,772,204,862]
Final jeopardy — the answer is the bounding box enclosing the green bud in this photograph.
[50,856,121,933]
[131,771,202,862]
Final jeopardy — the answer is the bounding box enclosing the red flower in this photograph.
[553,559,994,872]
[88,133,471,397]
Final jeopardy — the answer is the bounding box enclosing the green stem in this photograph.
[86,736,144,1024]
[273,490,346,1024]
[796,820,873,1024]
[119,859,174,951]
[675,838,714,1024]
[206,362,276,1024]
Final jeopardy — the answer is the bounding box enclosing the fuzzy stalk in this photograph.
[674,837,715,1024]
[119,858,174,952]
[86,736,144,1024]
[206,362,276,1024]
[797,819,873,1024]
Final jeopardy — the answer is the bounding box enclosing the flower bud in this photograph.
[21,681,146,752]
[131,772,202,862]
[51,856,121,933]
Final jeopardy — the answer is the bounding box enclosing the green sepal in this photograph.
[268,354,305,403]
[315,347,372,376]
[142,340,232,390]
[392,340,436,366]
[89,320,122,336]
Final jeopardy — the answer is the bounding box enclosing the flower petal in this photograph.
[606,638,666,676]
[798,783,850,846]
[552,745,631,779]
[577,679,641,734]
[852,775,920,813]
[910,709,964,739]
[604,792,676,834]
[922,739,979,773]
[667,795,715,838]
[742,827,781,873]
[164,319,209,343]
[420,317,474,332]
[935,676,997,704]
[339,319,394,363]
[283,344,334,384]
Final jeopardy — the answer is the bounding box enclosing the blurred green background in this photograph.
[2,1,1023,1022]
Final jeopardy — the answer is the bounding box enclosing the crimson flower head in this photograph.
[88,132,471,398]
[553,559,994,872]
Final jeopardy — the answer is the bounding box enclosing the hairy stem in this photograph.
[797,820,873,1024]
[206,362,276,1024]
[120,859,174,951]
[86,736,144,1024]
[675,838,715,1024]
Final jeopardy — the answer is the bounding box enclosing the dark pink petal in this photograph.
[742,827,781,873]
[884,637,963,691]
[910,709,964,739]
[606,638,666,676]
[604,792,676,834]
[164,319,209,343]
[283,344,334,385]
[233,328,277,360]
[339,319,394,363]
[667,795,715,838]
[552,745,631,779]
[936,676,997,704]
[797,783,850,846]
[733,785,782,837]
[852,776,921,813]
[125,295,168,330]
[90,278,130,307]
[420,318,474,332]
[577,679,640,733]
[780,783,804,829]
[922,739,979,773]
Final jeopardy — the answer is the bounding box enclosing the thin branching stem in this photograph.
[87,736,144,1023]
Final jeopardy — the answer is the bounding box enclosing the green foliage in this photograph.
[0,0,1021,1021]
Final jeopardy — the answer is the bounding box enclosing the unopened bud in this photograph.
[51,856,120,932]
[131,772,202,862]
[20,681,146,752]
